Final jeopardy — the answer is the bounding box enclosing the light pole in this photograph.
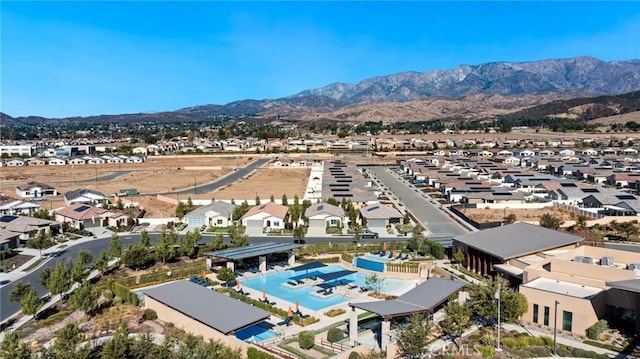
[553,300,559,357]
[194,176,197,195]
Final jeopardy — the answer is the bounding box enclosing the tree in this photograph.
[176,201,186,218]
[122,244,154,270]
[468,281,528,323]
[95,250,110,273]
[281,194,288,206]
[365,273,385,297]
[539,213,563,230]
[51,323,84,359]
[20,289,43,316]
[70,280,98,314]
[47,260,72,299]
[255,195,261,205]
[27,231,53,257]
[503,213,517,224]
[38,267,52,288]
[9,282,32,303]
[116,198,124,210]
[614,221,639,240]
[293,226,306,242]
[440,300,472,343]
[454,247,465,268]
[229,225,249,247]
[395,313,433,359]
[101,323,131,359]
[77,250,93,266]
[269,195,275,203]
[179,229,201,258]
[211,233,225,250]
[216,267,235,283]
[156,230,178,263]
[109,233,123,258]
[575,215,587,231]
[0,330,32,359]
[71,257,88,283]
[140,230,151,248]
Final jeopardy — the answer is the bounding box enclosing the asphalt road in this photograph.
[0,231,407,323]
[51,171,133,184]
[367,167,467,238]
[158,158,271,196]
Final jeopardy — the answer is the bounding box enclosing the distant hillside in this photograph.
[3,56,640,125]
[501,91,640,122]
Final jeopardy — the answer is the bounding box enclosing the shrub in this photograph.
[516,335,531,348]
[348,352,361,359]
[586,319,609,340]
[247,347,276,359]
[501,337,518,348]
[477,345,496,358]
[480,332,495,346]
[298,331,315,350]
[327,327,344,343]
[142,309,157,321]
[541,336,554,346]
[324,308,346,317]
[529,346,552,357]
[571,348,607,359]
[528,336,546,346]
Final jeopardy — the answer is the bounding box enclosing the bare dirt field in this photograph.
[587,111,640,125]
[462,206,577,223]
[207,167,311,202]
[0,155,252,196]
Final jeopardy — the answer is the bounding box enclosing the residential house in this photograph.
[0,215,61,243]
[184,201,236,227]
[47,158,66,165]
[55,203,125,230]
[304,202,346,234]
[15,181,58,198]
[359,202,403,229]
[64,189,108,206]
[241,202,289,232]
[0,195,40,215]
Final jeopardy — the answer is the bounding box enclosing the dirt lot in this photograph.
[462,206,577,223]
[206,167,311,202]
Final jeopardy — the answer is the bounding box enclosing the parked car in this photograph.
[360,230,379,239]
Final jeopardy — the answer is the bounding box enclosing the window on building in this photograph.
[330,219,338,226]
[273,221,280,227]
[216,219,223,225]
[544,306,550,326]
[533,304,539,324]
[562,311,573,332]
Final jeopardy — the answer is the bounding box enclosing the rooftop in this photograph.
[205,242,302,260]
[453,222,583,260]
[144,280,271,334]
[522,277,603,299]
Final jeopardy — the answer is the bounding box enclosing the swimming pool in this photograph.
[240,264,414,311]
[235,323,279,343]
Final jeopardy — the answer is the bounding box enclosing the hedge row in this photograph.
[118,262,206,288]
[106,281,140,306]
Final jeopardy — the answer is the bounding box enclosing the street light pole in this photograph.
[553,300,559,357]
[194,177,197,195]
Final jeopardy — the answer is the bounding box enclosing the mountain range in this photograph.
[3,56,640,126]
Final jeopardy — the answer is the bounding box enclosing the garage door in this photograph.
[245,219,263,236]
[186,217,204,226]
[367,219,387,228]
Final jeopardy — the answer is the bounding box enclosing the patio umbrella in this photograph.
[236,279,241,290]
[383,242,387,250]
[295,300,299,312]
[262,289,266,299]
[288,306,293,318]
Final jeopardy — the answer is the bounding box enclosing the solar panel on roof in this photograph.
[366,206,379,212]
[0,215,18,223]
[560,183,577,187]
[616,195,636,200]
[317,205,324,211]
[74,205,90,212]
[582,188,599,193]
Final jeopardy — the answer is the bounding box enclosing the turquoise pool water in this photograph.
[361,254,394,263]
[240,264,414,311]
[235,324,279,343]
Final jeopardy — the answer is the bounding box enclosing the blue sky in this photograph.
[2,1,639,118]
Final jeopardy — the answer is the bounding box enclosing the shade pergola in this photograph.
[347,277,465,352]
[289,261,327,272]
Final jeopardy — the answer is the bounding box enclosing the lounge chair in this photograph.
[296,279,305,285]
[323,288,334,295]
[348,284,359,290]
[387,252,393,259]
[287,281,298,286]
[402,254,409,260]
[277,316,292,326]
[294,310,310,319]
[396,252,403,260]
[359,286,370,293]
[379,250,386,257]
[316,288,326,294]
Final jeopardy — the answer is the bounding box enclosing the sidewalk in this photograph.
[0,230,115,287]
